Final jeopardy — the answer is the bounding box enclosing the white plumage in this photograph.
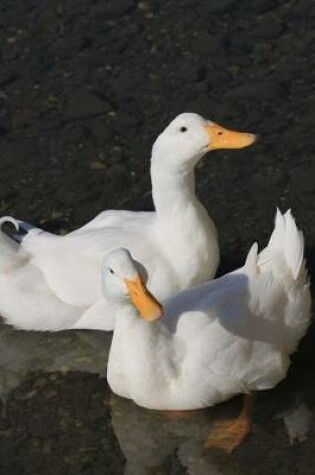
[105,210,311,410]
[0,113,255,331]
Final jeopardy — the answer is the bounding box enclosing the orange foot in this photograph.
[204,415,251,454]
[204,394,254,454]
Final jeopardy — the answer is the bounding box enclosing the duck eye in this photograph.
[109,268,114,275]
[180,126,188,133]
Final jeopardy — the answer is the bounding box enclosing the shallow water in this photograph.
[1,322,314,475]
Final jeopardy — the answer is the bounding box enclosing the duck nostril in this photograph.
[217,132,223,136]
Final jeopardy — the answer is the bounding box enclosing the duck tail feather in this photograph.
[283,210,305,281]
[0,217,22,270]
[245,242,259,276]
[263,209,306,282]
[266,208,285,253]
[0,216,20,252]
[13,218,43,241]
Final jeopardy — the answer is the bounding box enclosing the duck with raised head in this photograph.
[0,113,255,331]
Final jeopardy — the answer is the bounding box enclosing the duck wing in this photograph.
[68,209,154,234]
[163,211,310,404]
[0,212,171,308]
[24,214,158,305]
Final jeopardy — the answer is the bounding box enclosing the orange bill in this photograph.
[125,276,164,322]
[205,123,256,150]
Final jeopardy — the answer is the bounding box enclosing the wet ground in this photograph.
[0,325,315,475]
[0,0,314,473]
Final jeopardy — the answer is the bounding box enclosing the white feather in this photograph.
[107,210,311,410]
[0,113,222,331]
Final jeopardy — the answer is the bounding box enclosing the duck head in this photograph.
[102,248,163,322]
[151,113,256,173]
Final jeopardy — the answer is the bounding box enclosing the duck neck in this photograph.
[151,165,198,220]
[112,305,166,381]
[114,305,161,355]
[150,160,219,286]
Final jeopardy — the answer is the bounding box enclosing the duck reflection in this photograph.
[0,323,314,474]
[275,398,313,445]
[110,394,246,475]
[0,324,110,411]
[110,391,314,475]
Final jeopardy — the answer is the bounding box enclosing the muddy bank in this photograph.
[0,0,314,272]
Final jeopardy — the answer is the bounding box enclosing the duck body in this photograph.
[0,113,255,332]
[18,174,218,308]
[0,165,218,331]
[107,210,311,410]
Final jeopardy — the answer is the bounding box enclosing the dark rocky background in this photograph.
[0,0,314,473]
[0,0,314,270]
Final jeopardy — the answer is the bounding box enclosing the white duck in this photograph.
[103,210,311,451]
[0,113,255,331]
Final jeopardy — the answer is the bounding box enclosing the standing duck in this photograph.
[0,113,255,331]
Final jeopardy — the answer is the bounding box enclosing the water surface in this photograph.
[1,322,314,475]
